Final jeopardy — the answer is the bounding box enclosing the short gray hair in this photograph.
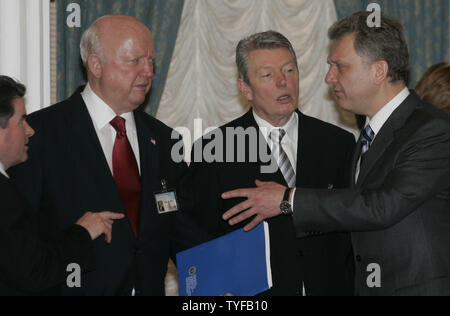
[236,31,298,85]
[328,11,409,84]
[80,21,103,67]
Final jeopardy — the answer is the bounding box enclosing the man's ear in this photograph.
[87,54,103,79]
[373,60,389,85]
[238,78,253,101]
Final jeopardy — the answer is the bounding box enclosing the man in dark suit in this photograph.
[0,75,123,295]
[9,15,191,296]
[184,31,355,296]
[222,12,450,296]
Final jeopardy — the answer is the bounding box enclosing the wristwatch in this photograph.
[280,188,293,216]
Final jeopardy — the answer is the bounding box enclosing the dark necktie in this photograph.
[110,116,141,236]
[359,124,375,168]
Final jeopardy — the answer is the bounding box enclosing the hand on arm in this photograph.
[221,180,287,231]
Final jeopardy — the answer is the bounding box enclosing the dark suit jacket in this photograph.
[293,91,450,296]
[9,88,191,296]
[183,109,356,296]
[0,173,95,295]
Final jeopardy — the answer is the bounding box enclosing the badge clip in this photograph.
[154,179,179,214]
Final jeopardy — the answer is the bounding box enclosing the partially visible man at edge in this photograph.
[0,75,124,295]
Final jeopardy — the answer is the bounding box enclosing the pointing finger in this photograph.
[101,212,125,221]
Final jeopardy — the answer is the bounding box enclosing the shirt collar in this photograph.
[81,83,136,131]
[252,110,298,144]
[368,87,410,135]
[0,161,9,178]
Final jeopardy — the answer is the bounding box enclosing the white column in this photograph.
[0,0,23,78]
[0,0,50,114]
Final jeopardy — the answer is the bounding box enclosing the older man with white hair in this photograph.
[9,15,193,296]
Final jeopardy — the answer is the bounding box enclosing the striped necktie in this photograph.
[359,124,375,167]
[270,129,296,188]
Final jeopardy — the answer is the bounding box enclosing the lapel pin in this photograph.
[150,138,156,145]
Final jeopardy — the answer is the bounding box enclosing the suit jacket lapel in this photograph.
[357,92,418,186]
[296,110,316,187]
[350,140,363,188]
[134,110,160,192]
[133,110,160,234]
[65,92,123,206]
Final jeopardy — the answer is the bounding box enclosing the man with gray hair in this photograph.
[184,31,356,295]
[222,12,450,296]
[9,15,193,296]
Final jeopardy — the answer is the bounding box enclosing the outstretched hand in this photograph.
[76,211,125,243]
[221,180,287,231]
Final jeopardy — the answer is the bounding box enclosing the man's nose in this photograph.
[142,59,154,78]
[276,73,287,88]
[325,66,336,84]
[24,120,35,138]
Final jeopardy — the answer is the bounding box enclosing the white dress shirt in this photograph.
[355,87,410,182]
[253,110,299,176]
[0,161,9,178]
[253,110,299,205]
[81,84,141,175]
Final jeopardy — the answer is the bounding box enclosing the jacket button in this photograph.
[356,255,362,262]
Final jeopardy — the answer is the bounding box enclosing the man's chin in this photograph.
[279,103,297,114]
[126,100,145,111]
[21,153,29,163]
[336,100,353,113]
[12,155,29,168]
[130,95,149,108]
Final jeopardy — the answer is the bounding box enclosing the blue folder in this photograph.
[177,222,272,296]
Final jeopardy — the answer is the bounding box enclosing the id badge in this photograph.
[154,179,179,214]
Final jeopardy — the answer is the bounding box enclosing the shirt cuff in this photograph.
[290,188,296,212]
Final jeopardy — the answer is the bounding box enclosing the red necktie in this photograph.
[110,116,141,236]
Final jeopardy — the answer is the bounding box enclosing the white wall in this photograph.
[0,0,50,114]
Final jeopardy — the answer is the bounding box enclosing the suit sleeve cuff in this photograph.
[60,225,96,273]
